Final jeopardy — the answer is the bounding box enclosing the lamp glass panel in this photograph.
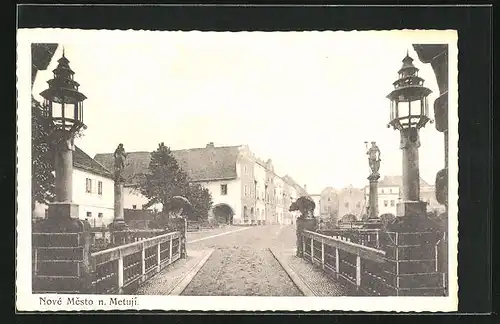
[51,102,63,119]
[64,103,75,120]
[409,99,423,117]
[397,100,410,119]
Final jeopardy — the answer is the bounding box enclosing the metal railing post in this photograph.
[141,243,146,280]
[302,233,306,257]
[335,247,340,278]
[117,253,124,294]
[356,255,361,290]
[157,242,161,271]
[310,237,314,262]
[169,235,173,264]
[321,241,325,270]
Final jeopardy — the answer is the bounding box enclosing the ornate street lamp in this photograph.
[39,49,87,219]
[386,52,432,219]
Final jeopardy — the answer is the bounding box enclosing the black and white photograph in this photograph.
[17,29,458,312]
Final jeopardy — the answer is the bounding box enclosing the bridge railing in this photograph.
[90,231,181,294]
[318,228,381,249]
[301,229,390,295]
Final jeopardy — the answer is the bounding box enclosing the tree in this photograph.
[182,183,213,221]
[139,142,189,219]
[31,97,55,211]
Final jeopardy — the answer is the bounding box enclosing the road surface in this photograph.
[182,224,302,296]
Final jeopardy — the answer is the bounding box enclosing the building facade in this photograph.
[362,175,441,217]
[33,146,115,227]
[94,143,306,225]
[318,187,340,222]
[310,194,321,217]
[337,185,366,221]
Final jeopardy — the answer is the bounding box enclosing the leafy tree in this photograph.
[139,142,189,219]
[31,98,55,211]
[182,183,213,221]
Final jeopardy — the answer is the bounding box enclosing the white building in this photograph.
[94,142,306,225]
[309,194,321,217]
[363,175,440,216]
[33,146,115,227]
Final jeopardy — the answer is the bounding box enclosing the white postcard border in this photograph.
[16,29,459,312]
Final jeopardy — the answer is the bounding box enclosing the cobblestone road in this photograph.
[182,225,302,296]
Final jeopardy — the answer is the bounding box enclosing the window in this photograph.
[381,188,384,194]
[389,188,393,193]
[244,185,249,197]
[85,178,92,193]
[356,202,361,208]
[244,165,248,173]
[345,202,349,208]
[384,200,388,207]
[98,181,103,195]
[132,205,137,209]
[221,184,228,195]
[390,200,395,206]
[328,197,331,201]
[86,211,92,218]
[98,212,103,218]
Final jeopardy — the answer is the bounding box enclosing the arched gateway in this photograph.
[212,203,235,224]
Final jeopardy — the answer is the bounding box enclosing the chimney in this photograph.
[304,184,307,192]
[206,142,215,148]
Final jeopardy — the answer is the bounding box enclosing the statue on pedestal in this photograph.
[366,141,381,176]
[113,143,127,181]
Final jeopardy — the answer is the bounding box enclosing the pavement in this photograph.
[269,225,351,296]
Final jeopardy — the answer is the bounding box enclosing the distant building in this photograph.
[337,185,365,221]
[94,143,306,225]
[318,187,340,223]
[309,194,321,217]
[363,175,444,216]
[34,146,115,227]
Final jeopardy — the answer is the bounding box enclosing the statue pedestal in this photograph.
[367,173,380,220]
[33,202,93,293]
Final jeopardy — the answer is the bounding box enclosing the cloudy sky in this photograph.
[32,30,449,193]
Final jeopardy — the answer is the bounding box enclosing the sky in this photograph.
[32,31,448,194]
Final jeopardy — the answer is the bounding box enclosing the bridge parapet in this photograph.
[298,228,446,296]
[90,231,182,294]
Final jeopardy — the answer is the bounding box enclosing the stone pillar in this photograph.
[296,217,317,257]
[32,136,93,294]
[367,174,380,219]
[380,218,445,296]
[110,175,128,243]
[397,128,427,217]
[54,137,74,203]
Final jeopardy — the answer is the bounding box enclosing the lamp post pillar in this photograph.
[379,51,445,297]
[33,48,92,294]
[54,135,74,203]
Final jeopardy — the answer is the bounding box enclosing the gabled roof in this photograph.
[379,175,430,187]
[74,146,113,179]
[94,145,241,185]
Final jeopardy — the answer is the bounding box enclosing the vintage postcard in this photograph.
[17,29,458,312]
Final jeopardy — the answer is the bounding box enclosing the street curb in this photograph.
[168,248,214,296]
[268,247,315,297]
